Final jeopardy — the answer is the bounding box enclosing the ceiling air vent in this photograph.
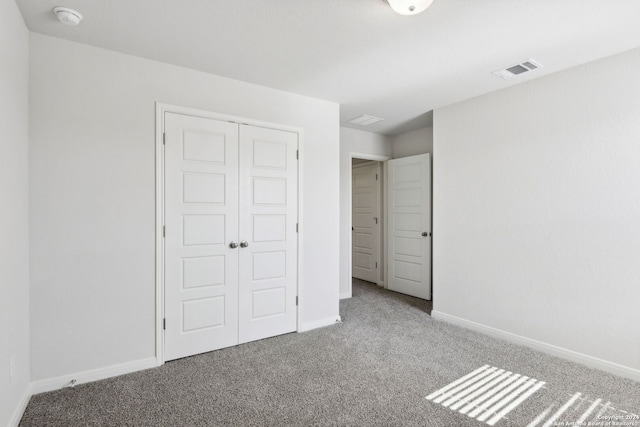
[493,59,544,80]
[347,115,384,126]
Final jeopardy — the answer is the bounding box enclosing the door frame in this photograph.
[155,103,304,365]
[345,152,390,299]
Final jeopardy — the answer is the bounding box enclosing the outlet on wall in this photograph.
[9,354,16,383]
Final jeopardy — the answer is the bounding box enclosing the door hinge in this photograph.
[374,217,378,224]
[296,223,299,233]
[296,150,299,160]
[163,318,166,330]
[162,226,166,238]
[375,262,378,269]
[162,132,166,145]
[296,296,299,306]
[376,173,378,180]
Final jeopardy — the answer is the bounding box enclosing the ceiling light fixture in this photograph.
[385,0,434,16]
[53,7,83,26]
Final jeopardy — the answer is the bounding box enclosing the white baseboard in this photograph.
[431,310,640,382]
[339,291,352,299]
[298,315,342,332]
[9,387,31,427]
[29,357,158,395]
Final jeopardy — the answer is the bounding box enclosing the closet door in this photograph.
[238,125,298,343]
[164,113,239,361]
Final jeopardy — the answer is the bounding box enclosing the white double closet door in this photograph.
[164,113,298,361]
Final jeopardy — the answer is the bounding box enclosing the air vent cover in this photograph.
[493,59,543,80]
[347,115,384,126]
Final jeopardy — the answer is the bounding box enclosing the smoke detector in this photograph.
[493,59,543,80]
[53,7,83,26]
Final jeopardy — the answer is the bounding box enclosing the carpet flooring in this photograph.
[20,280,640,426]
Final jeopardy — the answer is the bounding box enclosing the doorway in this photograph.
[345,153,389,298]
[347,153,432,302]
[352,159,382,285]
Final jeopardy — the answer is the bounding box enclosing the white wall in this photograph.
[391,126,433,159]
[433,47,640,379]
[339,127,391,298]
[0,1,30,425]
[29,33,340,383]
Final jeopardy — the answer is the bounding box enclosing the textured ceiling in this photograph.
[15,0,640,135]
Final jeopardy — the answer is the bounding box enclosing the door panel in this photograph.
[352,163,380,283]
[238,125,298,344]
[387,154,431,300]
[164,114,299,360]
[164,113,239,361]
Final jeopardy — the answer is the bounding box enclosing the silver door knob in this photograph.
[229,241,239,249]
[240,240,249,248]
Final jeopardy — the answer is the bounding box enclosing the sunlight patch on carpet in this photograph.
[426,365,545,426]
[527,393,639,427]
[426,365,639,427]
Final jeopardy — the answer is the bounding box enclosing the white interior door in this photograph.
[163,112,299,360]
[352,163,380,283]
[387,154,431,300]
[164,113,240,361]
[238,125,298,343]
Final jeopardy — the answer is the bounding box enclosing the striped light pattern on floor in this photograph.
[527,393,639,427]
[426,365,546,426]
